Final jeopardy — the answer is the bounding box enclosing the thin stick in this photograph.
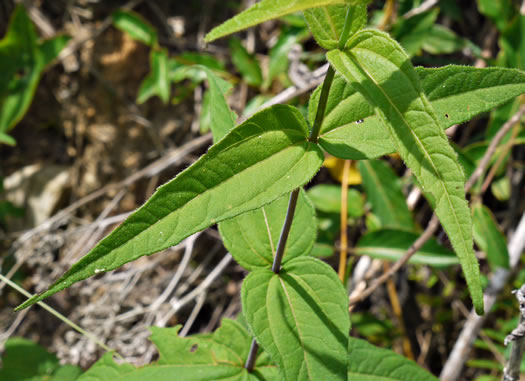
[0,274,123,359]
[384,261,415,360]
[338,160,350,282]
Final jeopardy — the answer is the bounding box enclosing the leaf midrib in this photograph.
[344,47,471,263]
[107,134,311,256]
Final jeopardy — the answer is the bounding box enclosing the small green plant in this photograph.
[15,1,525,379]
[0,4,69,145]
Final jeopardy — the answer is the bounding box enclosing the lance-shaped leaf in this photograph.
[359,160,414,230]
[304,4,367,50]
[196,65,236,142]
[78,319,278,380]
[219,189,316,271]
[308,66,525,159]
[17,105,323,310]
[355,229,459,268]
[137,49,170,104]
[112,10,157,46]
[347,337,438,380]
[204,0,351,42]
[242,257,349,381]
[327,30,483,314]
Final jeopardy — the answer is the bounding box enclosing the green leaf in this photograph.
[306,184,364,217]
[78,319,278,381]
[229,37,263,87]
[477,0,514,32]
[309,65,525,160]
[304,4,367,50]
[0,337,82,381]
[0,131,16,146]
[38,35,71,65]
[358,160,414,230]
[196,65,236,142]
[391,9,439,56]
[421,25,467,55]
[499,14,525,70]
[242,257,349,381]
[355,229,459,268]
[472,203,509,270]
[17,105,323,310]
[0,5,69,135]
[327,30,483,314]
[219,189,316,270]
[112,10,157,46]
[491,176,510,201]
[265,26,308,88]
[347,337,438,380]
[137,49,170,103]
[205,0,351,42]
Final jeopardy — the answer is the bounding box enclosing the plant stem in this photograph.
[246,4,353,370]
[244,188,299,370]
[244,340,259,371]
[338,6,354,49]
[308,66,335,143]
[272,188,300,273]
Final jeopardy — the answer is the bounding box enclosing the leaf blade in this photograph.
[204,0,349,42]
[358,160,414,230]
[242,257,349,381]
[355,229,459,268]
[310,66,525,160]
[347,337,438,380]
[219,189,317,270]
[17,105,323,310]
[327,30,483,314]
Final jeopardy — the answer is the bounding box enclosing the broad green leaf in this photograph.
[472,203,509,270]
[0,5,69,135]
[219,189,316,270]
[355,229,459,268]
[309,65,525,160]
[137,49,170,103]
[196,65,236,142]
[229,37,263,87]
[327,30,483,314]
[306,184,364,217]
[359,160,415,230]
[304,4,367,50]
[78,319,278,381]
[17,105,323,310]
[204,0,352,42]
[112,10,157,46]
[242,257,349,381]
[347,337,438,380]
[0,337,82,381]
